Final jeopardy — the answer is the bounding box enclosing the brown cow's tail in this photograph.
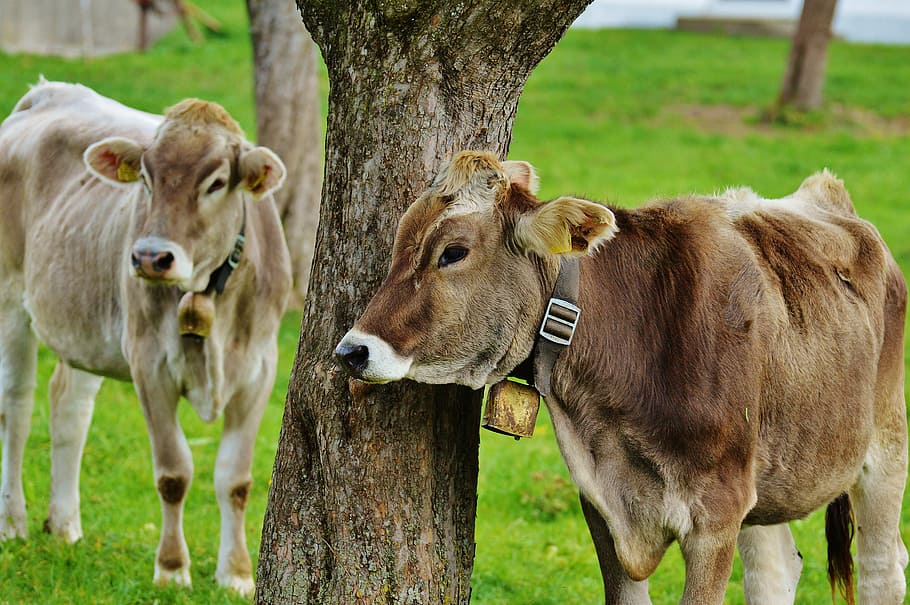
[825,493,856,605]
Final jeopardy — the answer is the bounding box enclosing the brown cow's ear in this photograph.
[240,147,286,199]
[502,160,540,195]
[84,136,143,185]
[515,196,617,256]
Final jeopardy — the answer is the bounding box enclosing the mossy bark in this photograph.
[255,2,592,603]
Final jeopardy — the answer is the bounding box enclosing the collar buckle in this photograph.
[539,297,580,346]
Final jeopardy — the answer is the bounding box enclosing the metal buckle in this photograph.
[227,233,245,269]
[539,298,580,346]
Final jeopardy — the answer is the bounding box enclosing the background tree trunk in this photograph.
[247,0,322,308]
[776,0,838,112]
[255,2,592,603]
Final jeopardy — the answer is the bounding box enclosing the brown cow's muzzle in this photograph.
[333,328,414,384]
[130,236,192,283]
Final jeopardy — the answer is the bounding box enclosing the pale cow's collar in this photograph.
[204,207,246,296]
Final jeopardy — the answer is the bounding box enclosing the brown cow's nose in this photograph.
[335,342,369,377]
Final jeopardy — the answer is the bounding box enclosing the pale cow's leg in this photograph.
[214,368,273,596]
[678,529,738,605]
[737,524,802,605]
[135,374,194,588]
[46,363,103,543]
[0,306,38,540]
[849,437,908,604]
[579,496,652,604]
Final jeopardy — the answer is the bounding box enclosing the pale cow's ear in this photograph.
[515,196,617,256]
[84,136,144,185]
[502,160,540,195]
[240,146,286,199]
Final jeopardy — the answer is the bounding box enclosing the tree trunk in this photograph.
[255,2,592,603]
[247,0,322,308]
[776,0,838,112]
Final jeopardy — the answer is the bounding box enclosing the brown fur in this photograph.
[157,476,188,505]
[230,482,251,511]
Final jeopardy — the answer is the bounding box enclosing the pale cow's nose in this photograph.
[130,237,183,281]
[131,248,174,279]
[335,342,369,378]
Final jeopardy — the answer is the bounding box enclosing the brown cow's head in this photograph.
[335,151,617,389]
[83,99,284,293]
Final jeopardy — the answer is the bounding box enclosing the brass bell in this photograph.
[177,292,215,338]
[482,378,541,440]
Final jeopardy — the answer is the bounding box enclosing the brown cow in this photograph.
[335,151,908,604]
[0,80,291,595]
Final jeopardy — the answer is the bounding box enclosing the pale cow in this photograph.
[0,80,291,595]
[335,151,908,604]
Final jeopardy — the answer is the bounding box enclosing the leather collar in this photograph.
[204,209,246,296]
[511,257,580,398]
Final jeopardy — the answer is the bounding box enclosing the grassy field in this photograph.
[1,2,909,604]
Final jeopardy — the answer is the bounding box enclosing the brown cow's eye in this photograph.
[438,245,468,268]
[207,179,225,194]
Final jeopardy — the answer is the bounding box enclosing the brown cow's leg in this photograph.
[579,495,652,604]
[737,524,802,604]
[678,529,737,605]
[212,358,274,596]
[135,374,193,588]
[46,363,103,543]
[0,307,37,540]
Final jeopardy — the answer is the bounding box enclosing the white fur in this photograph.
[722,187,815,221]
[738,524,803,604]
[335,328,413,383]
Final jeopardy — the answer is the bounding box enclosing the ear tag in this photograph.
[117,161,139,183]
[246,168,267,193]
[177,292,215,338]
[482,379,541,440]
[548,239,572,254]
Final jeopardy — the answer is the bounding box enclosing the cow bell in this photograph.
[482,379,541,440]
[177,292,215,338]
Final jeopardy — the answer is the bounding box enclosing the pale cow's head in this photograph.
[84,99,285,293]
[335,151,617,389]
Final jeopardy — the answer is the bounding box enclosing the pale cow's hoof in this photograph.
[154,564,192,589]
[217,572,255,597]
[0,510,27,541]
[44,514,83,544]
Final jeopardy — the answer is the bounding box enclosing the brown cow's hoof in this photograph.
[177,292,215,338]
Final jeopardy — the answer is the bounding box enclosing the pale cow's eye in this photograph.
[438,245,468,268]
[207,179,225,194]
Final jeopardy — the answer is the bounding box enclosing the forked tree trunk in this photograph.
[776,0,838,112]
[247,0,322,308]
[255,2,592,603]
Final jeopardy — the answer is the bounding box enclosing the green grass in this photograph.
[1,3,909,603]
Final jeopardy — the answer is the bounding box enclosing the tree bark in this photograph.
[255,2,592,603]
[776,0,838,112]
[247,0,322,308]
